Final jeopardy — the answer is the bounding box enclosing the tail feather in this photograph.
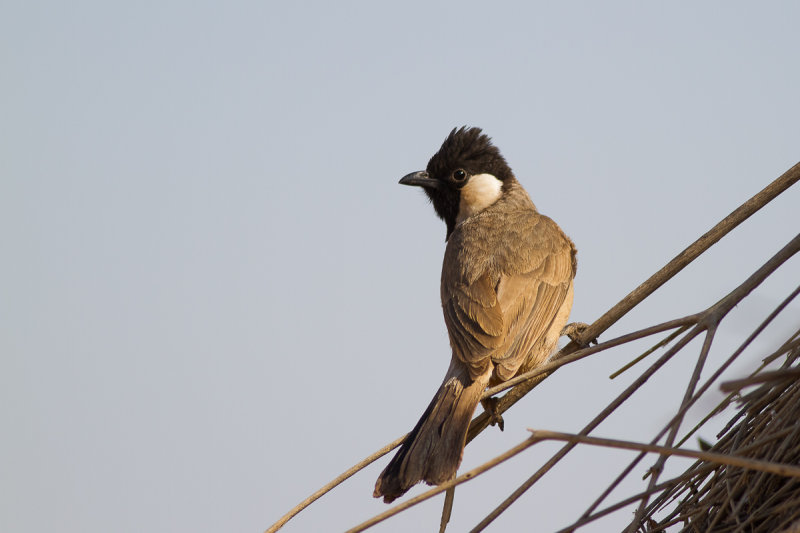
[374,362,491,503]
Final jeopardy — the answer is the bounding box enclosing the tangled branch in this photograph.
[265,162,800,533]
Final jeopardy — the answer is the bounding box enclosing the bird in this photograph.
[374,127,578,503]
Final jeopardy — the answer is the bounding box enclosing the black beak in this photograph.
[399,171,440,189]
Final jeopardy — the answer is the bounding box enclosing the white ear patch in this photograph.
[457,173,503,224]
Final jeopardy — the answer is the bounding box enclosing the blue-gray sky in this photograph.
[2,2,799,532]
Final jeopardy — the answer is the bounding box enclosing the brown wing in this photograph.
[442,213,575,381]
[491,239,574,381]
[443,272,504,378]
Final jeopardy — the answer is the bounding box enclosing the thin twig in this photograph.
[528,430,800,479]
[579,237,800,526]
[265,436,406,533]
[555,474,703,533]
[439,487,455,533]
[561,427,799,532]
[345,436,539,533]
[628,326,716,531]
[470,324,705,532]
[572,162,800,347]
[481,315,699,399]
[763,330,800,366]
[609,324,692,379]
[720,367,800,392]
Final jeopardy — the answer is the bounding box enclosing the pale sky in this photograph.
[2,2,799,532]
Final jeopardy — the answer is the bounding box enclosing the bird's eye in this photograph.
[453,169,467,181]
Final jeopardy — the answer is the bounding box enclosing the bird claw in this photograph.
[560,322,598,346]
[481,397,505,431]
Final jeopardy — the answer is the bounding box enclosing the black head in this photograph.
[399,127,514,238]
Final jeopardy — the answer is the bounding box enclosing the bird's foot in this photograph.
[560,322,598,346]
[481,397,504,431]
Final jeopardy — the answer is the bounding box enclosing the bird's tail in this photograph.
[373,361,491,503]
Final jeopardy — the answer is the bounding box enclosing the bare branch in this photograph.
[720,367,800,392]
[527,429,800,479]
[345,436,538,533]
[575,161,800,346]
[265,436,405,533]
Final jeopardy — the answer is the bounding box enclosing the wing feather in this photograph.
[442,211,576,382]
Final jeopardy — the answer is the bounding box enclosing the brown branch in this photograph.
[561,427,800,532]
[556,474,703,533]
[469,324,705,532]
[609,324,692,379]
[720,368,800,392]
[344,436,539,533]
[627,326,717,531]
[264,436,406,533]
[438,487,455,533]
[480,314,699,400]
[763,326,800,366]
[528,430,800,479]
[575,161,800,347]
[580,249,800,527]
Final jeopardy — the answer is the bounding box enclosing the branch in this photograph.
[720,367,800,393]
[344,436,539,533]
[527,429,800,479]
[576,161,800,346]
[559,426,800,532]
[264,436,405,533]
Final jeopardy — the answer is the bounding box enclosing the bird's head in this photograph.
[399,127,514,238]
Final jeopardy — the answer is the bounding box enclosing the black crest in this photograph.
[427,127,513,182]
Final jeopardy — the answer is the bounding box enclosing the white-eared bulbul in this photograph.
[374,127,577,503]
